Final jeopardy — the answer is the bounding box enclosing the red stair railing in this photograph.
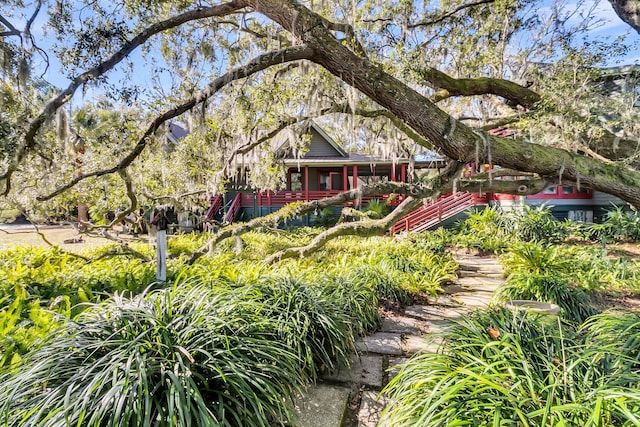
[391,192,488,234]
[224,193,242,224]
[206,194,223,220]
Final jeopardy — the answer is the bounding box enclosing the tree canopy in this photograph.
[1,0,639,242]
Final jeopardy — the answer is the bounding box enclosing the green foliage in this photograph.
[497,242,599,323]
[512,204,573,244]
[453,206,511,252]
[0,245,161,369]
[452,205,579,252]
[362,198,390,219]
[495,273,598,323]
[382,308,640,426]
[589,207,640,242]
[0,285,306,427]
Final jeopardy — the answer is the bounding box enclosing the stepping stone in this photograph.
[458,269,481,277]
[441,283,470,294]
[405,305,465,320]
[454,291,493,308]
[356,332,403,355]
[323,354,384,388]
[402,335,441,355]
[404,305,447,320]
[293,384,350,427]
[455,276,504,290]
[424,319,453,334]
[357,391,390,427]
[425,294,458,306]
[380,316,427,334]
[387,357,409,381]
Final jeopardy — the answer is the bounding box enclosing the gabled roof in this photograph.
[275,121,348,158]
[308,122,348,157]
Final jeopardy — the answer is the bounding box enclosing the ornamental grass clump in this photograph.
[382,308,640,426]
[254,274,379,380]
[0,284,306,427]
[496,242,599,323]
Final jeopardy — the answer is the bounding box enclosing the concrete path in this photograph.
[292,252,505,427]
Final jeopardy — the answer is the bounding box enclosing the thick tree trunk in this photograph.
[609,0,640,34]
[250,0,640,208]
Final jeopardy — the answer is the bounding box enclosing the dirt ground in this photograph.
[0,224,146,253]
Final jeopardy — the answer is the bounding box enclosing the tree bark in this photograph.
[249,0,640,208]
[609,0,640,34]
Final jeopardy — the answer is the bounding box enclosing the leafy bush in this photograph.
[255,274,378,380]
[500,241,573,276]
[0,285,307,427]
[382,308,640,426]
[589,207,640,242]
[494,273,598,323]
[453,206,511,252]
[512,204,573,243]
[0,246,164,369]
[497,242,599,322]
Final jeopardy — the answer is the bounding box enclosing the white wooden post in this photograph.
[156,229,167,282]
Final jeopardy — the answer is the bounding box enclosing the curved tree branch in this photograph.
[419,68,541,108]
[250,0,640,208]
[37,45,314,202]
[408,0,495,28]
[263,196,423,263]
[187,171,547,264]
[608,0,640,34]
[1,0,249,195]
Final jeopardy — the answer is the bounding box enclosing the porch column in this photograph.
[353,165,358,189]
[304,165,309,201]
[401,163,406,183]
[391,163,396,182]
[342,165,348,190]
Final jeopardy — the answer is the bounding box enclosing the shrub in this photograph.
[0,285,306,427]
[494,272,598,323]
[512,204,572,243]
[497,242,599,322]
[381,308,640,426]
[589,207,640,242]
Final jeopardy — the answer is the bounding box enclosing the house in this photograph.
[207,116,630,232]
[206,121,448,226]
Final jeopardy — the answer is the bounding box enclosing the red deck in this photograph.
[240,191,405,208]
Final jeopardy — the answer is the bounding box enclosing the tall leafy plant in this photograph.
[382,308,640,426]
[0,285,306,427]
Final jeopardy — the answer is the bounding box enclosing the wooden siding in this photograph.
[304,128,345,158]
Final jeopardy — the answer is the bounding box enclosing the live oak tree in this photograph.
[0,0,639,258]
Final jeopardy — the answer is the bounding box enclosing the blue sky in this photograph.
[22,0,640,103]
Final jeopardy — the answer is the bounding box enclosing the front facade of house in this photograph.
[208,123,626,231]
[208,123,447,225]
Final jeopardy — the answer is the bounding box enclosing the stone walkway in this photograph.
[292,252,505,427]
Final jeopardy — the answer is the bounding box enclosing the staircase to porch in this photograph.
[391,192,489,234]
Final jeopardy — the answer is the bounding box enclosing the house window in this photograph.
[319,172,330,190]
[290,172,303,191]
[319,171,343,191]
[528,185,592,200]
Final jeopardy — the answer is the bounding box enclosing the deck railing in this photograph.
[206,194,223,220]
[225,193,242,223]
[251,190,404,207]
[391,192,489,234]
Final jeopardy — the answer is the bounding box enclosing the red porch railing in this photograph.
[391,192,489,234]
[225,193,242,224]
[206,194,223,220]
[252,190,404,207]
